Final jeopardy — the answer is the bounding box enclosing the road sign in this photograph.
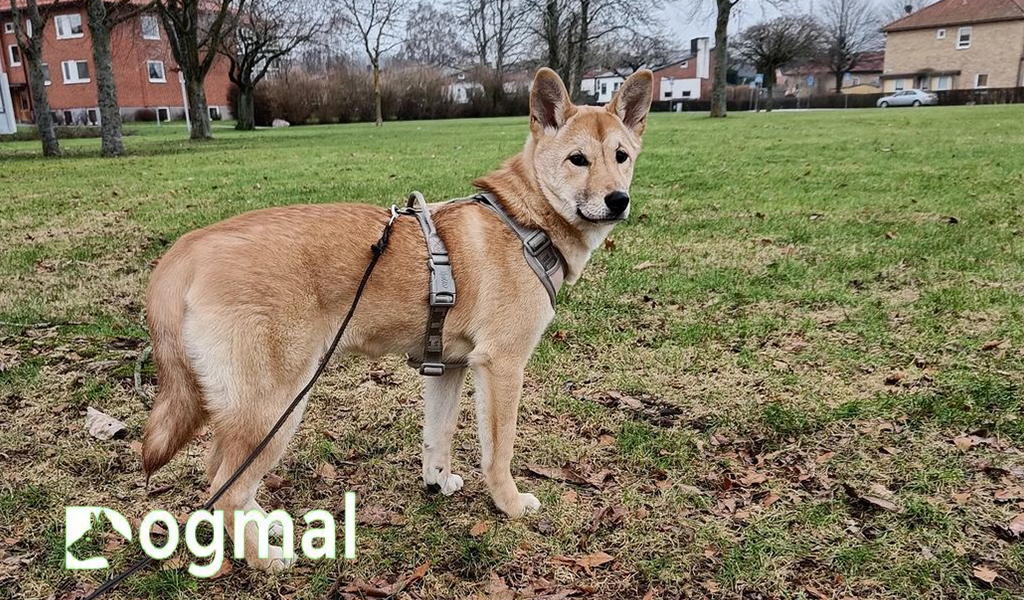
[807,75,815,86]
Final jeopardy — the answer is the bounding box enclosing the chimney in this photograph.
[692,37,710,79]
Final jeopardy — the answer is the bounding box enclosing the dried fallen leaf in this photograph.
[953,436,975,451]
[470,521,492,537]
[576,551,614,569]
[561,490,579,503]
[316,462,337,482]
[843,483,901,513]
[85,407,127,440]
[973,564,998,584]
[633,261,658,271]
[265,473,288,491]
[739,470,767,487]
[1009,513,1024,537]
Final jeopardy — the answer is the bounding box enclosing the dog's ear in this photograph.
[530,68,577,135]
[607,69,653,136]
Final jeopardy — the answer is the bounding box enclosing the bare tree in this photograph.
[337,0,403,127]
[820,0,881,93]
[877,0,930,26]
[400,2,465,68]
[600,29,677,77]
[529,0,660,99]
[86,0,155,157]
[735,15,820,111]
[709,0,736,117]
[157,0,243,140]
[9,0,64,157]
[453,0,531,105]
[219,0,328,130]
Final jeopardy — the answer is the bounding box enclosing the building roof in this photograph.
[850,51,884,73]
[883,0,1024,32]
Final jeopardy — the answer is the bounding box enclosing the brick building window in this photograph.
[936,29,945,39]
[41,63,50,85]
[975,73,988,88]
[3,22,13,34]
[7,44,20,66]
[147,60,166,83]
[141,15,160,40]
[61,60,90,84]
[55,14,84,39]
[956,26,971,49]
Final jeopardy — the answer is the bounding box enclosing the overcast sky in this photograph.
[660,0,898,43]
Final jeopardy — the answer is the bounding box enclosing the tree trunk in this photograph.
[235,85,255,130]
[184,74,212,140]
[834,71,843,94]
[544,0,560,74]
[86,0,124,157]
[764,84,774,112]
[373,64,382,127]
[26,56,59,156]
[710,0,731,118]
[568,0,589,101]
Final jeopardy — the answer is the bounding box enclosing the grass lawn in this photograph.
[2,106,1024,600]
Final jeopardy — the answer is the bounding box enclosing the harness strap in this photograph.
[474,192,566,307]
[402,192,459,376]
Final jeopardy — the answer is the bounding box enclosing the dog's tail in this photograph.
[141,247,206,477]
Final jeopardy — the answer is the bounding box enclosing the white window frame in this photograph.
[975,73,989,88]
[140,15,160,40]
[7,44,20,66]
[680,61,688,69]
[41,63,50,85]
[957,26,971,49]
[208,106,221,120]
[63,110,73,125]
[935,75,951,90]
[87,108,99,125]
[894,79,905,91]
[3,22,13,34]
[146,60,166,83]
[157,107,170,122]
[61,60,90,84]
[55,14,84,40]
[936,28,946,39]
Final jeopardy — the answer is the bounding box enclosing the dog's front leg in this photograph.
[472,360,540,517]
[422,367,467,495]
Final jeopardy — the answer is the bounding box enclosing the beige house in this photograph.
[881,0,1024,92]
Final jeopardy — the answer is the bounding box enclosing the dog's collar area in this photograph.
[401,191,567,377]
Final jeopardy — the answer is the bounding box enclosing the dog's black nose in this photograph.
[604,191,630,215]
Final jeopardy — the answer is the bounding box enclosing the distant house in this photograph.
[446,68,531,104]
[880,0,1024,92]
[779,51,884,96]
[580,37,714,104]
[0,0,232,124]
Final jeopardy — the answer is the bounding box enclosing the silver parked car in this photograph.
[877,89,938,107]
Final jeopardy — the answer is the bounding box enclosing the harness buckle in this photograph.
[524,231,551,256]
[429,263,456,307]
[419,362,446,377]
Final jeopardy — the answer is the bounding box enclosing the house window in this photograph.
[680,61,688,68]
[600,83,607,94]
[3,22,13,34]
[682,90,691,97]
[61,60,90,84]
[209,106,221,120]
[613,82,621,91]
[141,15,160,40]
[55,14,84,39]
[975,73,988,88]
[157,107,170,122]
[147,60,166,83]
[41,63,50,85]
[63,110,73,124]
[935,75,951,90]
[7,44,20,66]
[936,28,946,39]
[664,91,672,98]
[87,108,99,125]
[957,26,971,49]
[852,77,861,85]
[894,79,905,91]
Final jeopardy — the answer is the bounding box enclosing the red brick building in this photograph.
[0,0,231,124]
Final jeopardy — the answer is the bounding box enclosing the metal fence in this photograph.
[651,86,1024,112]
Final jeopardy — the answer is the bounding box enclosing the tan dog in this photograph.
[141,68,653,571]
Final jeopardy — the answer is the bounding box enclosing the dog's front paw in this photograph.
[424,466,464,496]
[498,492,541,518]
[247,545,295,573]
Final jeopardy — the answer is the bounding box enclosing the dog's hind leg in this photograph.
[422,367,467,495]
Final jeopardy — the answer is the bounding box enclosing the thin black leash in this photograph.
[81,207,402,600]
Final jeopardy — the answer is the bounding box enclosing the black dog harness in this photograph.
[401,191,567,376]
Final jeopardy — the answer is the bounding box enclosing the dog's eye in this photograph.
[616,149,629,164]
[568,153,590,167]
